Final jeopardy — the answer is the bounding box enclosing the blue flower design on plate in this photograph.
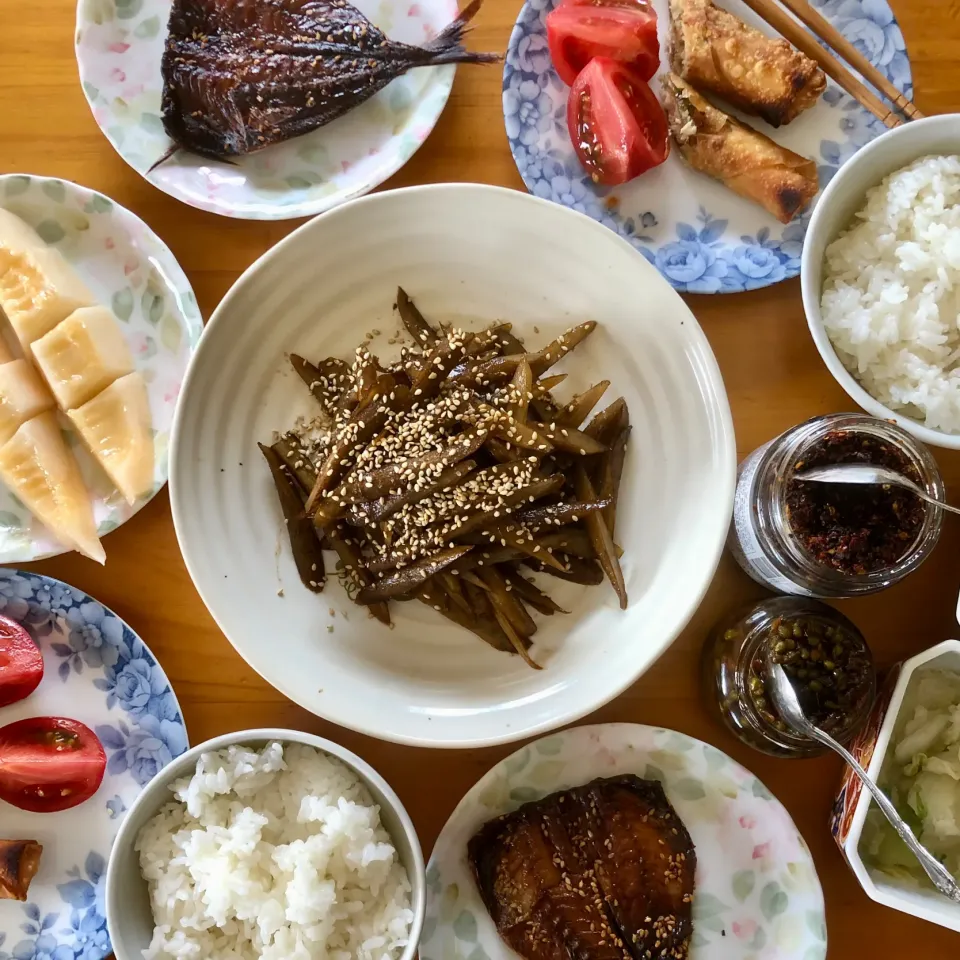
[0,570,188,960]
[502,0,913,293]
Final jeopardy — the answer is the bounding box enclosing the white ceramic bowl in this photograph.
[801,113,960,450]
[833,639,960,932]
[105,728,425,960]
[170,183,736,747]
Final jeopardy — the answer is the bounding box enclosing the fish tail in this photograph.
[146,143,180,174]
[421,0,501,65]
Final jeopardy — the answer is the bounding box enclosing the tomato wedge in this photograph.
[567,57,670,186]
[0,615,43,708]
[547,0,659,87]
[0,717,106,813]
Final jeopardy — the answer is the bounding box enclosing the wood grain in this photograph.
[1,1,959,956]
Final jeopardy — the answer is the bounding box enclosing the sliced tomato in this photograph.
[0,615,43,708]
[567,57,669,186]
[547,0,659,87]
[0,717,106,813]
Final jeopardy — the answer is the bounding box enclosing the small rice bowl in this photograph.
[821,154,960,434]
[136,741,413,960]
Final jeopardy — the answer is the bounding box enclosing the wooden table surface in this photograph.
[3,0,960,956]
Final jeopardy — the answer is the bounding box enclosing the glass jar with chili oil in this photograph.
[704,597,876,758]
[728,413,944,597]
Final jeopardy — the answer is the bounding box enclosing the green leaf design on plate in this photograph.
[536,736,562,756]
[141,289,164,325]
[285,173,322,189]
[84,0,114,23]
[97,520,119,535]
[453,910,477,942]
[4,175,30,197]
[648,749,688,773]
[161,314,182,351]
[671,778,706,801]
[692,892,728,919]
[296,143,330,165]
[732,869,755,902]
[35,220,65,244]
[82,81,101,103]
[116,0,143,19]
[509,786,541,804]
[387,83,414,113]
[803,946,827,960]
[421,917,437,943]
[689,931,709,949]
[759,881,788,921]
[112,288,134,322]
[41,180,66,202]
[503,748,529,777]
[643,764,664,783]
[805,909,826,941]
[751,926,768,950]
[695,914,726,934]
[0,512,23,529]
[139,112,165,135]
[528,761,565,786]
[91,193,113,213]
[134,13,160,37]
[142,335,158,360]
[425,863,441,893]
[703,744,728,772]
[466,946,489,960]
[438,883,459,923]
[751,778,773,801]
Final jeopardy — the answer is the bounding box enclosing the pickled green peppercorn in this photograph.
[748,614,872,735]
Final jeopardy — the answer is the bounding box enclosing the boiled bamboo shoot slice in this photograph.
[68,373,153,505]
[0,209,95,351]
[0,412,104,563]
[32,305,134,411]
[0,360,54,445]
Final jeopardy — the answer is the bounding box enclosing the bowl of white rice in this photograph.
[801,113,960,449]
[104,729,424,960]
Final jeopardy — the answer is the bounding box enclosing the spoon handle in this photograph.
[915,485,960,517]
[805,724,960,901]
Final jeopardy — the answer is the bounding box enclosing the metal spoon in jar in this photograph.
[793,463,960,517]
[766,662,960,903]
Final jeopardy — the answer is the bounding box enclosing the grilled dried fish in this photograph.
[0,840,42,901]
[469,776,695,960]
[158,0,498,162]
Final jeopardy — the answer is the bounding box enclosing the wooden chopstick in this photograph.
[777,0,922,121]
[737,0,907,129]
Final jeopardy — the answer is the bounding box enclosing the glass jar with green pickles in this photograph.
[703,597,876,758]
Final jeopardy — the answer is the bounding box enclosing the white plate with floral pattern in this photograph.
[75,0,461,220]
[0,174,202,563]
[503,0,912,293]
[423,723,826,960]
[0,568,188,960]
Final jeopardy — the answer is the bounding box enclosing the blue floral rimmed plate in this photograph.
[0,569,188,960]
[503,0,912,293]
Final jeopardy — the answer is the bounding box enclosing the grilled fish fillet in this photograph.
[469,775,695,960]
[0,840,42,901]
[159,0,497,161]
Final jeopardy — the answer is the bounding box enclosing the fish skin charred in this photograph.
[160,0,497,159]
[469,776,695,960]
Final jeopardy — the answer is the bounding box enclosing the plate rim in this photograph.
[502,0,914,294]
[0,566,190,960]
[423,721,827,959]
[0,172,203,563]
[168,182,737,748]
[73,0,459,221]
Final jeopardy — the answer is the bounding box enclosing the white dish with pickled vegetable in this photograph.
[169,183,735,747]
[833,638,960,932]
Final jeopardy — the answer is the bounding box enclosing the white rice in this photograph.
[821,154,960,434]
[136,741,413,960]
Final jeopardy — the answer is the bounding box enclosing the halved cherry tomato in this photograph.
[0,615,43,708]
[547,0,659,87]
[567,57,670,185]
[0,717,106,813]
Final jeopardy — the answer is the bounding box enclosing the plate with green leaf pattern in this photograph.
[423,723,826,960]
[0,174,202,562]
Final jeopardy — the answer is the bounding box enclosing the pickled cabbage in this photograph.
[862,669,960,885]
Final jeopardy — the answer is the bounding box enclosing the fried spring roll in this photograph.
[0,840,42,901]
[661,74,818,224]
[668,0,825,127]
